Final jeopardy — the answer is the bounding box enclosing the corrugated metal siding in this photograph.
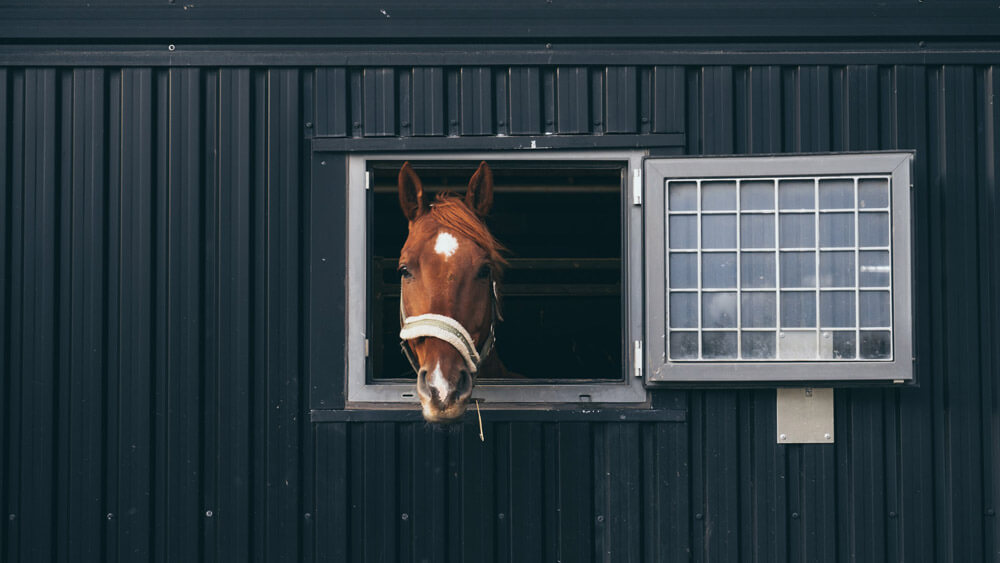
[0,63,998,562]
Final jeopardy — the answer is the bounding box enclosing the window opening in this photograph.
[369,160,624,382]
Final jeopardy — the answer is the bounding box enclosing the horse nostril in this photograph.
[416,369,430,396]
[456,370,473,398]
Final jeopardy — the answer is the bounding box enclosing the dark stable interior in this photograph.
[369,161,623,381]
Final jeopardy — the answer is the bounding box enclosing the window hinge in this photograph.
[633,340,643,377]
[632,168,642,205]
[365,171,372,190]
[365,338,370,357]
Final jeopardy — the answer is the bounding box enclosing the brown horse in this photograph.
[397,161,509,423]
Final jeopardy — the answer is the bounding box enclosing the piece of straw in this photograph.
[475,400,485,442]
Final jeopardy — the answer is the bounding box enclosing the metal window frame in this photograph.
[345,150,649,407]
[644,152,914,383]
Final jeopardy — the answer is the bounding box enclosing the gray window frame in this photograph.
[345,150,649,406]
[643,152,914,382]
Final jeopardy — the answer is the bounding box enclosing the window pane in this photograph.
[742,252,776,288]
[669,215,697,249]
[819,251,855,287]
[859,291,890,327]
[779,213,815,247]
[781,291,816,327]
[702,215,737,248]
[858,178,889,209]
[668,181,697,211]
[780,251,816,288]
[703,292,737,328]
[819,213,855,247]
[669,332,699,359]
[818,178,854,208]
[742,332,776,359]
[832,331,856,359]
[820,291,856,327]
[669,253,697,288]
[669,293,698,328]
[859,251,891,287]
[779,331,817,359]
[742,292,776,328]
[859,212,890,246]
[779,179,814,209]
[740,180,774,210]
[702,253,737,288]
[702,181,736,210]
[859,330,891,359]
[703,332,737,359]
[741,214,775,249]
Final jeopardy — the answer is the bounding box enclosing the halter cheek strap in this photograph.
[399,279,500,376]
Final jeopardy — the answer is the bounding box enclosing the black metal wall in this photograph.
[1,59,999,562]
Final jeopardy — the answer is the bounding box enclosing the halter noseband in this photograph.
[399,278,502,376]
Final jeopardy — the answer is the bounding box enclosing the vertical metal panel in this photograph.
[606,66,638,134]
[890,64,936,563]
[0,66,8,563]
[102,66,122,563]
[117,66,155,563]
[701,66,735,154]
[460,67,493,136]
[643,414,692,562]
[19,67,59,563]
[508,67,541,135]
[739,391,788,563]
[315,67,348,137]
[456,423,496,562]
[349,68,364,138]
[265,68,302,563]
[508,424,544,562]
[411,67,445,136]
[556,423,594,562]
[165,66,203,563]
[216,67,253,563]
[602,424,642,563]
[363,68,396,137]
[931,65,986,563]
[409,426,449,563]
[250,67,270,563]
[652,66,686,134]
[64,67,107,562]
[977,65,1000,563]
[494,69,509,137]
[314,423,349,562]
[556,66,589,134]
[447,68,461,137]
[5,69,25,563]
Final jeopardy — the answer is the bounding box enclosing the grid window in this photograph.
[665,175,896,362]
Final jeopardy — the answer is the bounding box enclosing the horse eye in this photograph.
[399,265,412,279]
[476,264,491,279]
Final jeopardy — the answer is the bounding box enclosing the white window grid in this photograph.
[666,175,894,362]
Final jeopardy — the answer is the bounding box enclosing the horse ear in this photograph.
[465,161,494,216]
[398,162,425,222]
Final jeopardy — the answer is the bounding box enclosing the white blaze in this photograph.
[434,231,459,259]
[428,361,451,399]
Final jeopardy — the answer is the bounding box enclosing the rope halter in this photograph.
[399,279,501,376]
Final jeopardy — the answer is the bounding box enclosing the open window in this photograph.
[341,150,913,408]
[643,153,914,382]
[345,151,647,406]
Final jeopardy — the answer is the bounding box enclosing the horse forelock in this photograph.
[418,193,507,271]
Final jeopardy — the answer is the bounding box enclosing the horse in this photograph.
[396,161,509,423]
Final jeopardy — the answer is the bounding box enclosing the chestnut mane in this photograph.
[424,192,508,271]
